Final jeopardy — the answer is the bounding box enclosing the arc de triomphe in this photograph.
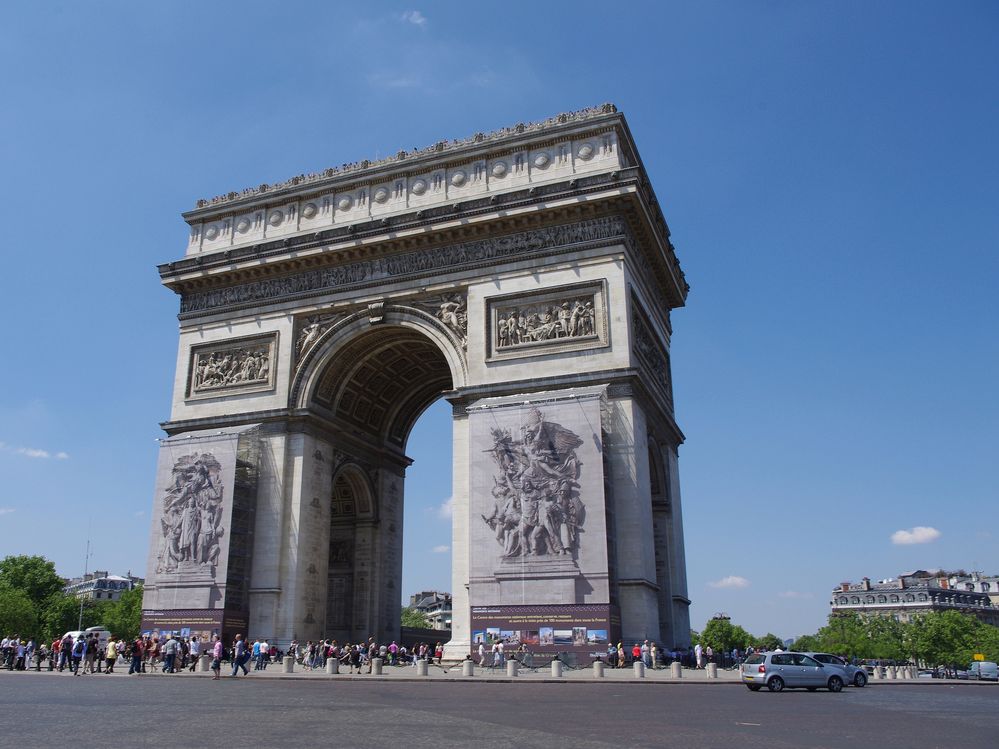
[141,104,691,657]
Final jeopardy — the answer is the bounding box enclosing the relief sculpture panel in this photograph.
[487,281,608,361]
[187,333,277,398]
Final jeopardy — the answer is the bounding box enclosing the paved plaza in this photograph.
[1,669,995,748]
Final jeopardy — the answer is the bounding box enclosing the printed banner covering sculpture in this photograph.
[141,426,259,640]
[468,388,615,655]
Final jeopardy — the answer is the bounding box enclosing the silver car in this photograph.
[741,651,845,692]
[806,652,868,687]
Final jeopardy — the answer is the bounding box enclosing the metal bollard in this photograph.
[551,659,563,678]
[462,659,475,677]
[199,654,211,672]
[593,660,605,678]
[507,659,519,678]
[371,657,383,675]
[416,659,428,676]
[670,661,682,678]
[706,663,718,679]
[326,658,338,675]
[633,660,646,679]
[282,656,294,673]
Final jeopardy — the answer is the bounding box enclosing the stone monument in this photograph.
[142,104,691,656]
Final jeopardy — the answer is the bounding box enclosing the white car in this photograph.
[806,652,868,687]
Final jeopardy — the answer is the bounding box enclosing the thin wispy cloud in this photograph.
[778,590,812,599]
[891,526,941,545]
[400,10,428,28]
[432,545,450,553]
[2,443,69,459]
[437,496,453,519]
[0,508,15,516]
[709,575,750,589]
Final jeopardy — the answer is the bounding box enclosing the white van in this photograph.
[968,661,998,681]
[61,627,112,650]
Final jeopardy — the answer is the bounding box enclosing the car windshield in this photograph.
[744,654,765,665]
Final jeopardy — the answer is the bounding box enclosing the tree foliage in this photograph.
[0,585,36,636]
[0,555,144,642]
[790,610,999,665]
[700,617,752,652]
[0,555,63,609]
[400,607,430,629]
[101,586,143,640]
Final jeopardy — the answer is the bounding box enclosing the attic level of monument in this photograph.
[162,106,687,317]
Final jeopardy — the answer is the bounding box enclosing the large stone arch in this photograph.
[143,106,692,656]
[291,304,468,417]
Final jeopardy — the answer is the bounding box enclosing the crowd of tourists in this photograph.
[283,638,447,674]
[4,631,750,676]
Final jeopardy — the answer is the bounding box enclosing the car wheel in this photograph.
[828,675,843,692]
[853,672,867,688]
[747,685,761,691]
[767,676,784,692]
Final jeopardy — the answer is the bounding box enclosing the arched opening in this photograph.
[299,314,460,645]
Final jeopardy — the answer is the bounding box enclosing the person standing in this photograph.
[477,641,485,666]
[128,637,144,674]
[694,642,704,669]
[210,635,223,680]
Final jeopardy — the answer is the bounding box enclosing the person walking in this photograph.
[71,636,86,675]
[231,635,249,677]
[104,638,118,674]
[188,635,201,672]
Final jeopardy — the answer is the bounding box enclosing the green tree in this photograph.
[0,555,63,609]
[817,612,869,657]
[700,617,752,652]
[864,615,908,660]
[907,611,979,666]
[0,585,36,636]
[791,633,821,652]
[102,587,143,640]
[689,629,700,647]
[754,633,784,651]
[400,607,430,629]
[38,593,104,642]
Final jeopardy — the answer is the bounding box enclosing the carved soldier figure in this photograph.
[517,480,541,555]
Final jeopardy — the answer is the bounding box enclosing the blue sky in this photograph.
[1,1,996,640]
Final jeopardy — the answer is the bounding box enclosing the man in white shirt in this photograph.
[188,636,201,672]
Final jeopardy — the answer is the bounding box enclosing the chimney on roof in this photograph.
[862,577,871,591]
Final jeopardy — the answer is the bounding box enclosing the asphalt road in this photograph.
[0,672,994,748]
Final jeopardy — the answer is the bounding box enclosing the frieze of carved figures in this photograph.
[410,294,468,346]
[155,453,225,575]
[191,342,271,394]
[480,408,587,559]
[181,216,630,314]
[495,294,596,350]
[631,306,672,404]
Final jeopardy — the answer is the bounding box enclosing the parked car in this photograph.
[967,661,998,681]
[805,652,868,687]
[741,651,845,692]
